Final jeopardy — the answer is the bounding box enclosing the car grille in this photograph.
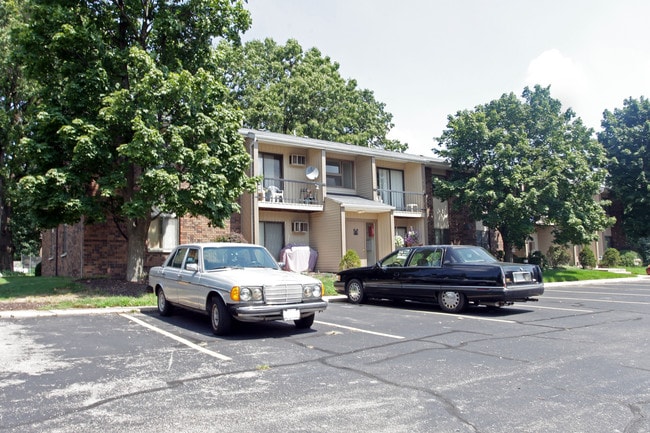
[265,284,303,304]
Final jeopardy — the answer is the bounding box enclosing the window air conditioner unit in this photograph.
[290,154,306,166]
[292,221,309,233]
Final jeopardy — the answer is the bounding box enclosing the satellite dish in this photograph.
[306,166,319,180]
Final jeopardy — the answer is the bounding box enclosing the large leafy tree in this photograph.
[433,86,613,261]
[219,38,407,151]
[0,0,41,269]
[598,97,650,242]
[15,0,256,281]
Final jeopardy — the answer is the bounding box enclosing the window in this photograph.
[171,247,188,268]
[326,159,354,188]
[377,168,405,209]
[259,152,283,189]
[433,228,450,245]
[148,214,179,251]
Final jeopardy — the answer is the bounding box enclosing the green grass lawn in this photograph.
[542,267,643,282]
[0,276,84,298]
[0,276,156,309]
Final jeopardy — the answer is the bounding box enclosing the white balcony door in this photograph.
[378,168,404,210]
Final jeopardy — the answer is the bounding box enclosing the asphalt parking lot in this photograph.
[1,278,649,433]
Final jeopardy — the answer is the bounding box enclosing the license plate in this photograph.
[513,272,532,283]
[283,309,300,321]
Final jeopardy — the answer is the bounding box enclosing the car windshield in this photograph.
[203,246,279,270]
[447,247,498,264]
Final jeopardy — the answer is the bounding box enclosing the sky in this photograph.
[240,0,650,156]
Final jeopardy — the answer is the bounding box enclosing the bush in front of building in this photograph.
[578,247,597,269]
[600,247,621,267]
[619,250,642,267]
[527,251,547,269]
[546,245,571,268]
[213,232,248,243]
[339,249,361,271]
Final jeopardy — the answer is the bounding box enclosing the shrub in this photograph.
[213,232,248,243]
[620,250,642,267]
[339,249,361,271]
[547,245,571,268]
[578,247,597,269]
[528,251,547,269]
[600,248,620,267]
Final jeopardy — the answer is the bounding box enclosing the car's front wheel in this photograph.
[438,290,466,313]
[157,287,172,316]
[346,279,366,304]
[209,295,232,336]
[294,313,315,329]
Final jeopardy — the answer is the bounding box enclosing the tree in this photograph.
[598,97,650,242]
[218,38,407,151]
[15,0,256,281]
[0,0,41,269]
[433,86,613,261]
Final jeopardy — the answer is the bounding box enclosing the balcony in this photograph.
[376,189,425,217]
[258,178,323,211]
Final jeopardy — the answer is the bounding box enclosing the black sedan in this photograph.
[334,245,544,313]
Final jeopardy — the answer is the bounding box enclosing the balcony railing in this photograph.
[259,178,322,206]
[376,189,425,214]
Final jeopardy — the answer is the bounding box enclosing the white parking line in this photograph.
[415,310,517,323]
[315,321,405,339]
[121,314,232,361]
[543,296,650,306]
[524,304,594,313]
[546,289,650,298]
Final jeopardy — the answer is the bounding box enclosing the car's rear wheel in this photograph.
[209,295,232,336]
[346,279,366,304]
[438,290,466,313]
[157,287,172,316]
[294,313,315,329]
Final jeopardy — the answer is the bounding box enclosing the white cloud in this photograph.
[524,49,590,114]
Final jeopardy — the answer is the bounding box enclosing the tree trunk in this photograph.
[503,240,514,262]
[125,216,150,282]
[0,195,14,271]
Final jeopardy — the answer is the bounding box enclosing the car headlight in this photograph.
[240,287,252,302]
[238,287,263,302]
[252,287,264,301]
[303,283,322,299]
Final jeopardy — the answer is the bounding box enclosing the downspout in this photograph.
[55,226,59,276]
[80,217,84,278]
[246,132,258,244]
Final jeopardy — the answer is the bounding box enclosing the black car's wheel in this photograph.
[209,295,232,336]
[438,290,467,313]
[157,287,172,316]
[346,279,366,304]
[294,313,315,329]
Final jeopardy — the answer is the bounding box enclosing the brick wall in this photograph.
[82,220,129,278]
[42,214,236,280]
[179,215,232,243]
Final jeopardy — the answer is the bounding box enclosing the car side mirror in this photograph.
[277,261,286,270]
[185,263,199,272]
